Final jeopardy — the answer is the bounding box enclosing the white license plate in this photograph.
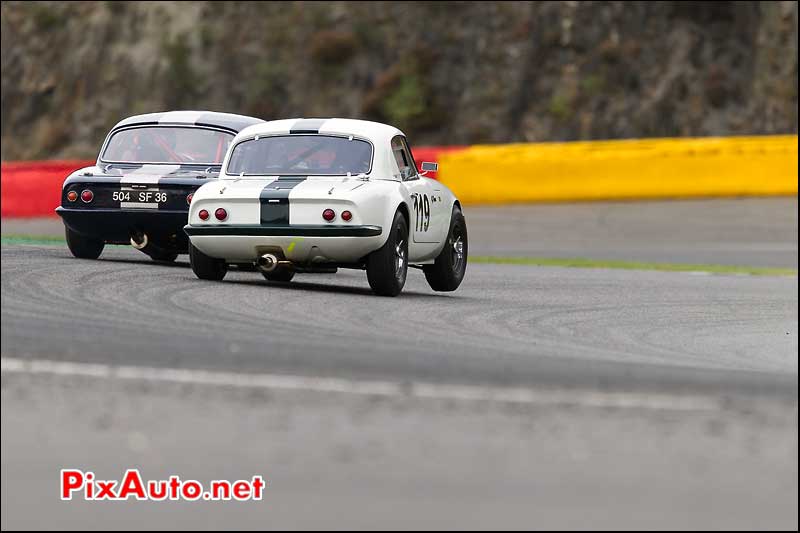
[114,190,168,209]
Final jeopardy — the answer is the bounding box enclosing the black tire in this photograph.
[423,205,467,292]
[65,226,104,259]
[261,266,295,282]
[366,210,408,296]
[147,250,178,262]
[189,242,227,281]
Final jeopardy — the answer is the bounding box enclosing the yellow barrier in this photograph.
[437,135,798,204]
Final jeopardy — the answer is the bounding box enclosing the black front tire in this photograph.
[262,266,295,282]
[366,210,408,296]
[189,243,227,281]
[65,226,104,259]
[423,205,467,292]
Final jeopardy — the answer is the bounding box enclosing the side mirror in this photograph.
[420,161,438,172]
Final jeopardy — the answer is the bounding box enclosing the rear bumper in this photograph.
[56,207,190,247]
[183,224,382,238]
[184,224,384,263]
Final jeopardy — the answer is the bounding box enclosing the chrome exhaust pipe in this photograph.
[257,253,279,273]
[130,232,172,260]
[130,232,148,250]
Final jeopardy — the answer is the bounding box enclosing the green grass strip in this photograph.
[470,256,796,277]
[0,235,128,248]
[2,236,794,276]
[1,234,65,245]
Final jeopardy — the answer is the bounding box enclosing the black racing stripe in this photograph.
[289,118,327,134]
[259,177,306,225]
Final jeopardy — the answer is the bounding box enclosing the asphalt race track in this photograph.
[1,243,798,388]
[2,242,798,529]
[4,197,798,267]
[1,199,798,529]
[467,197,799,268]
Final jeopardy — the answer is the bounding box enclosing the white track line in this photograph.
[1,357,720,412]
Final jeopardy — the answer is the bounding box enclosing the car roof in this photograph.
[236,118,406,145]
[112,111,264,133]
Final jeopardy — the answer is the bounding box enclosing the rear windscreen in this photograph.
[226,135,373,176]
[102,127,233,165]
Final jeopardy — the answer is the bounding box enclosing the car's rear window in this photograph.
[226,135,373,176]
[102,126,234,165]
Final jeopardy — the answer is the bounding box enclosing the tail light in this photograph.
[215,208,228,221]
[67,191,78,202]
[186,193,193,205]
[198,209,209,221]
[341,210,352,222]
[322,209,335,222]
[80,189,94,203]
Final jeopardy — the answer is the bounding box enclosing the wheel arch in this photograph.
[396,201,410,227]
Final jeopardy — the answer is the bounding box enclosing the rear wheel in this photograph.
[423,205,467,292]
[366,210,408,296]
[65,226,104,259]
[189,243,227,281]
[262,266,295,282]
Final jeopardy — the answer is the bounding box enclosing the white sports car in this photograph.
[184,118,467,296]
